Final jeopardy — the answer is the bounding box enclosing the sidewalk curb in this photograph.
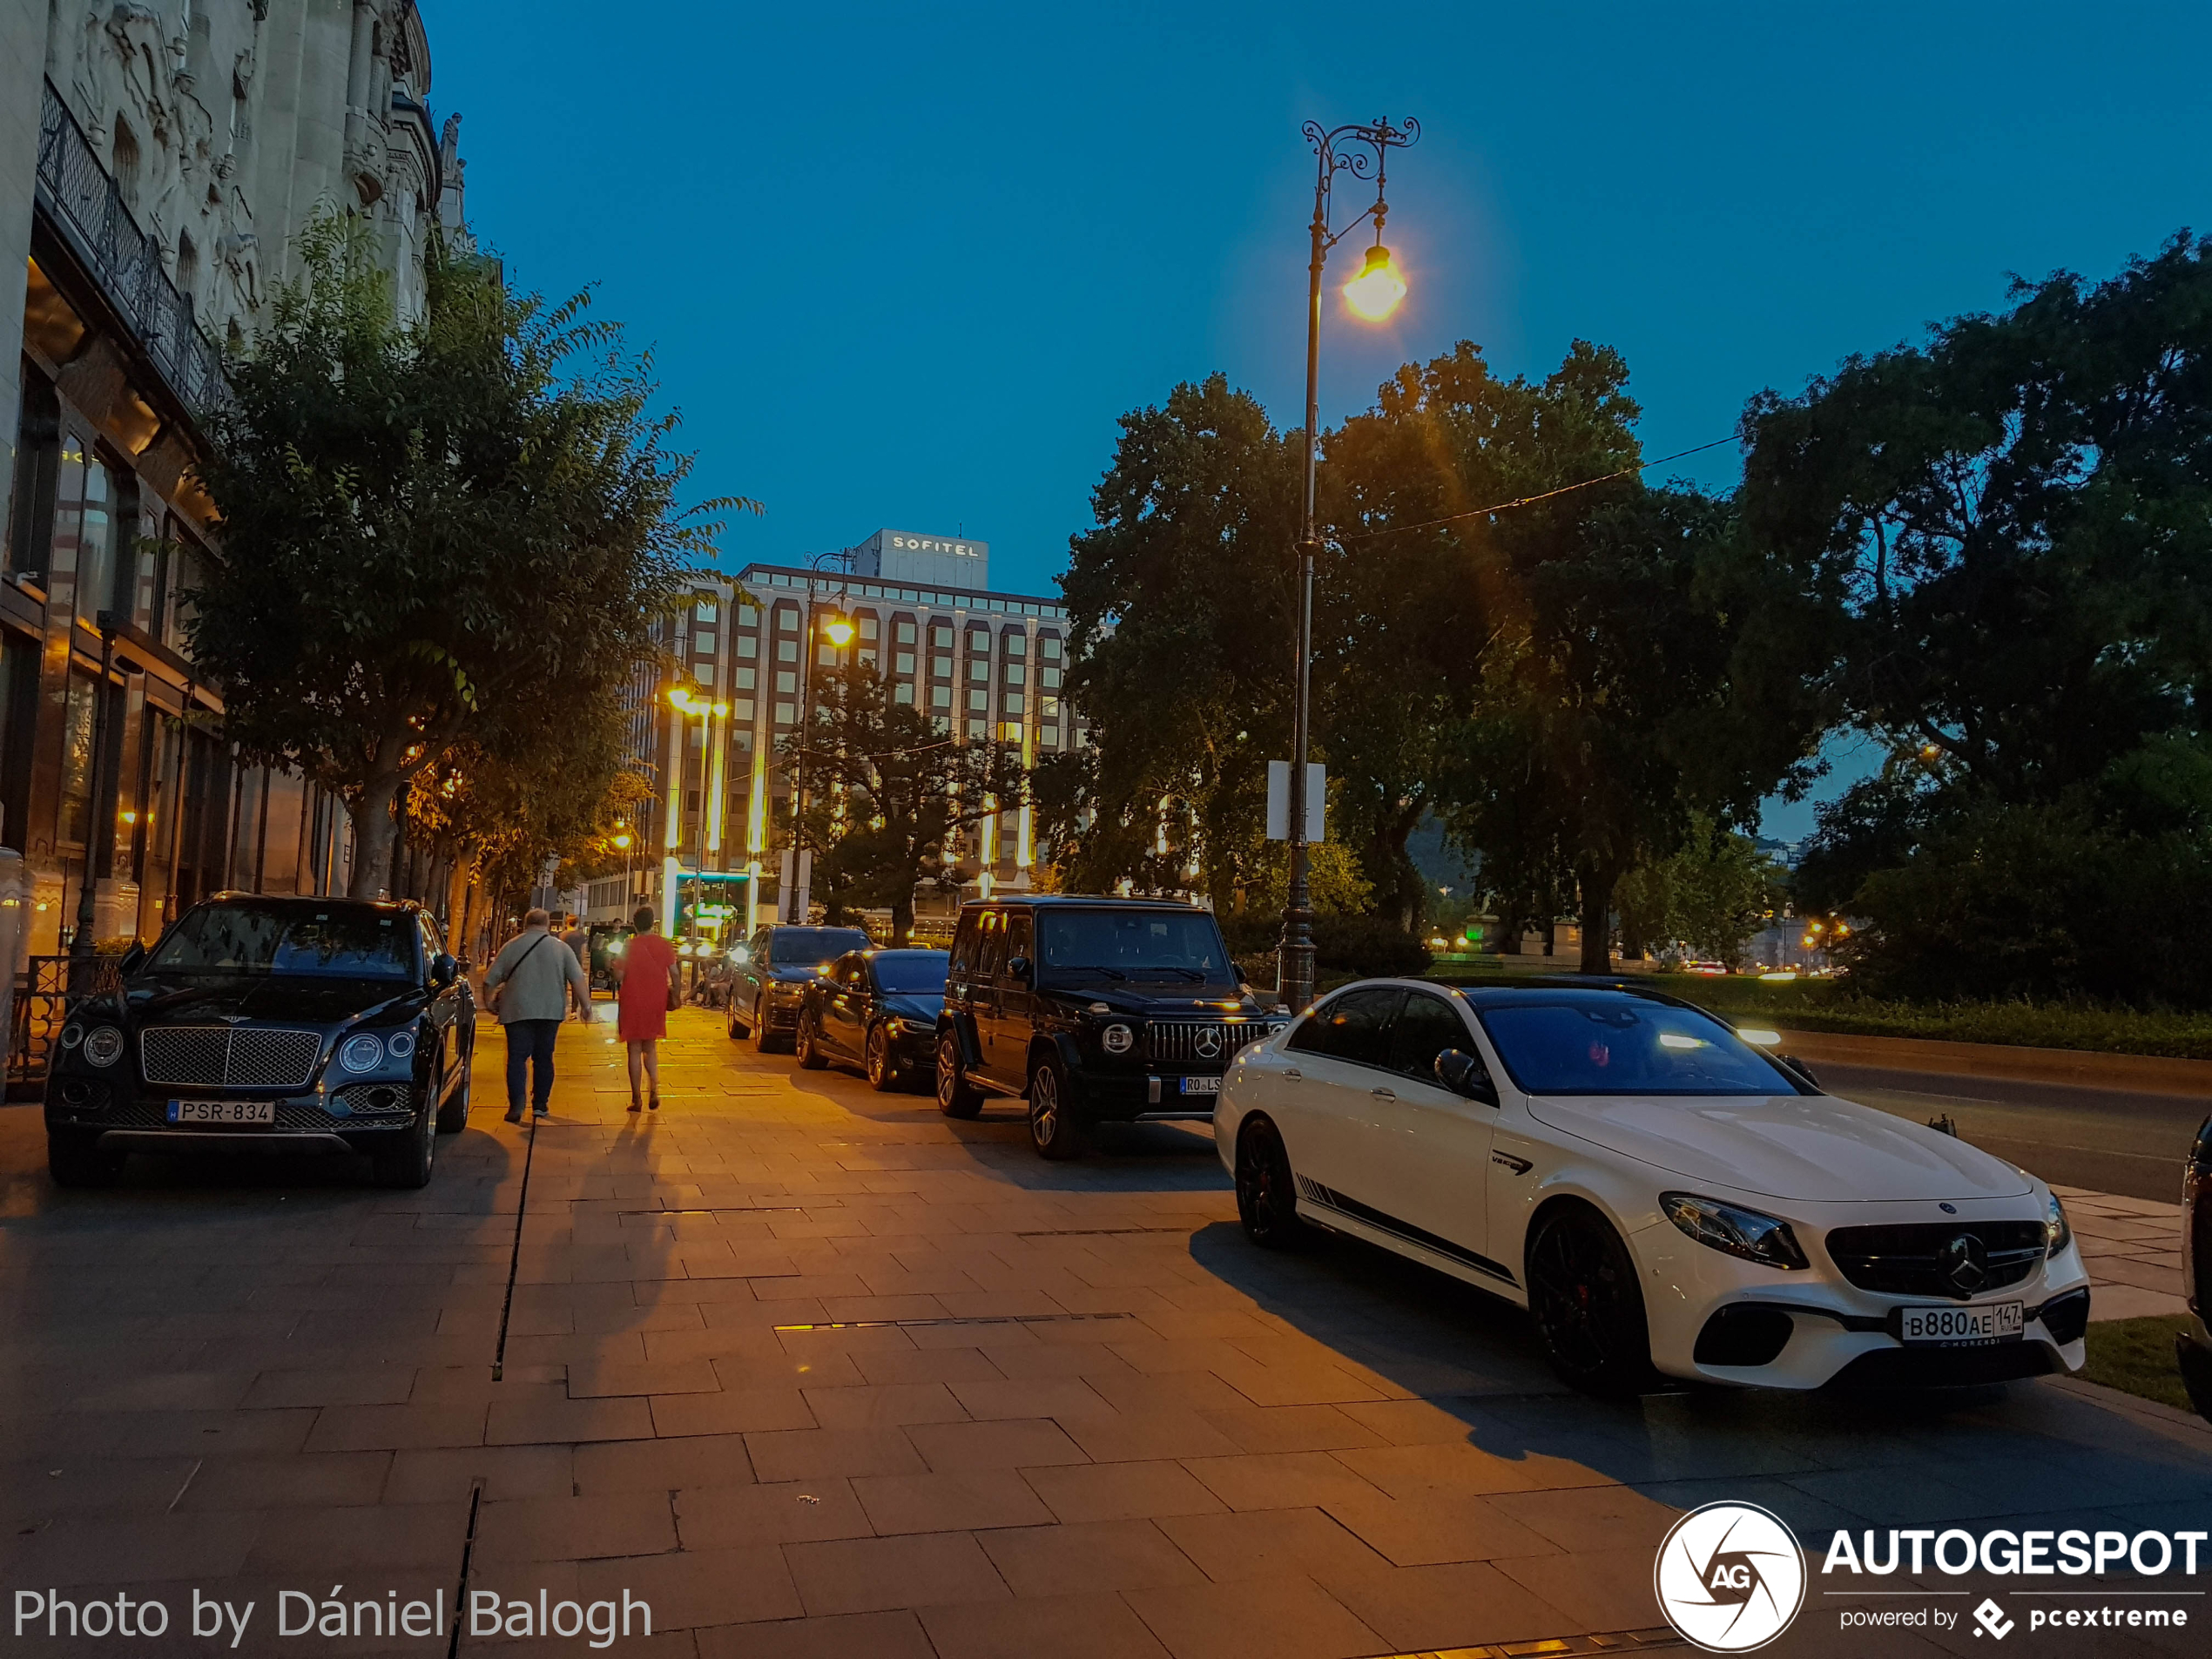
[1775,1028,2212,1098]
[2044,1373,2212,1444]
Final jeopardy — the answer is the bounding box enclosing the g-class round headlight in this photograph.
[340,1033,386,1073]
[386,1030,416,1060]
[81,1026,125,1068]
[1101,1022,1134,1055]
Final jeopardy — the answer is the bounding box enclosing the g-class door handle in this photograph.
[1371,1088,1397,1101]
[1283,1069,1303,1082]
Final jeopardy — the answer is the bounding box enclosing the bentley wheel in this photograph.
[373,1104,436,1190]
[435,1055,471,1134]
[867,1023,900,1092]
[1234,1116,1306,1249]
[1027,1053,1087,1161]
[796,1015,827,1070]
[1526,1203,1653,1396]
[935,1035,982,1119]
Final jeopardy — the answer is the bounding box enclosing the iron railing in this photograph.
[34,79,230,419]
[8,954,125,1084]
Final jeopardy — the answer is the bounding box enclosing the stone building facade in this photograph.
[0,2,471,960]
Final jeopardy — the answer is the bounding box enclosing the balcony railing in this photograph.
[34,79,230,420]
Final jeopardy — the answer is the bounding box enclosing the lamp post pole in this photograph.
[1278,116,1416,1016]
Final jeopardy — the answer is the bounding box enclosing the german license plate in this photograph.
[167,1100,276,1125]
[1179,1076,1222,1096]
[1897,1302,2023,1345]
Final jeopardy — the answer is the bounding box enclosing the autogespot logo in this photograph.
[1655,1501,1808,1653]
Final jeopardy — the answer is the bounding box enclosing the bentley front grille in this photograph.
[140,1027,325,1089]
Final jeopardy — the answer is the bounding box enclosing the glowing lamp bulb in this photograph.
[1342,244,1406,321]
[823,616,856,647]
[613,833,632,848]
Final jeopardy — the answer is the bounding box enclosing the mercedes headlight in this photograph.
[2045,1190,2071,1253]
[81,1026,125,1069]
[1660,1191,1809,1271]
[1101,1022,1134,1055]
[340,1033,386,1073]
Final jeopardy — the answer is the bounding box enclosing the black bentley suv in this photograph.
[934,897,1285,1159]
[44,895,477,1190]
[796,948,950,1090]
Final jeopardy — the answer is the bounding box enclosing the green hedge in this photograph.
[1425,970,2212,1060]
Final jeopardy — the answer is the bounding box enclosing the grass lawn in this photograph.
[1427,965,2212,1060]
[2080,1315,2201,1413]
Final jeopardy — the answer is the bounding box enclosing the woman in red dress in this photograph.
[613,906,678,1111]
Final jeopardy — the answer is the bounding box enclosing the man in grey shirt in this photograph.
[486,907,594,1123]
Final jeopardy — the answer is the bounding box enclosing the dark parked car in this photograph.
[44,895,476,1190]
[934,897,1285,1159]
[795,948,950,1090]
[727,924,872,1052]
[2182,1116,2212,1421]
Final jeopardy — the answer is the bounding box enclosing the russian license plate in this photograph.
[167,1100,276,1125]
[1897,1301,2023,1345]
[1179,1076,1222,1096]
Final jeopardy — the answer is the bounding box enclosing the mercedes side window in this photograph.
[1387,992,1475,1082]
[948,920,979,981]
[1002,913,1033,981]
[1285,986,1402,1069]
[974,914,1008,985]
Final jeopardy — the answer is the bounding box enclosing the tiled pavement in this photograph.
[2056,1187,2189,1321]
[2,1008,2208,1658]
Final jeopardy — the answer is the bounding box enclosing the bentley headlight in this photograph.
[1660,1191,1809,1270]
[81,1026,125,1069]
[58,1023,84,1050]
[340,1033,386,1073]
[386,1030,416,1060]
[1101,1022,1134,1055]
[2045,1190,2071,1253]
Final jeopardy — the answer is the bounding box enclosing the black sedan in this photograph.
[727,924,872,1052]
[44,895,476,1190]
[2182,1115,2212,1422]
[796,948,949,1091]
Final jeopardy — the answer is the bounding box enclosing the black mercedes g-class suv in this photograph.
[933,896,1285,1159]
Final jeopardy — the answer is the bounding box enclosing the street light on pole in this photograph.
[1278,114,1417,1016]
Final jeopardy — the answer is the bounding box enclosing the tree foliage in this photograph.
[191,216,738,898]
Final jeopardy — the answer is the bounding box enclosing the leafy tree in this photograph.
[1056,374,1300,915]
[190,217,734,896]
[783,664,1028,944]
[1615,814,1789,965]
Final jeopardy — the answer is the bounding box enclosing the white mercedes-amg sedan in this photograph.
[1215,981,2090,1394]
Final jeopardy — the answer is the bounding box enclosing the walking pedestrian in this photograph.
[558,914,592,1019]
[613,904,678,1112]
[485,907,594,1123]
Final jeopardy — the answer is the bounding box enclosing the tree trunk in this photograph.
[890,886,914,948]
[347,776,401,900]
[1578,860,1616,975]
[445,853,472,946]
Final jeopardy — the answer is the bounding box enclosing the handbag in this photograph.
[488,933,552,1017]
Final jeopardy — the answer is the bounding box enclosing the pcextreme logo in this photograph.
[1654,1502,1809,1653]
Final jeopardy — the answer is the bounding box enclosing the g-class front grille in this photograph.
[1143,1021,1266,1067]
[140,1027,324,1089]
[1824,1221,2047,1299]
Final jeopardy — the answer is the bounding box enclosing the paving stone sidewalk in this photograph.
[0,1008,2205,1658]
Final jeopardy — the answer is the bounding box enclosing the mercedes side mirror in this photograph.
[430,954,458,988]
[1007,955,1034,984]
[1435,1049,1498,1104]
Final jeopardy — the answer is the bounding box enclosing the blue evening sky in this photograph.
[429,3,2209,838]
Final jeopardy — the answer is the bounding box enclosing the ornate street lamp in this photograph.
[1278,116,1417,1015]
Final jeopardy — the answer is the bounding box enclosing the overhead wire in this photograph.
[1340,435,1740,543]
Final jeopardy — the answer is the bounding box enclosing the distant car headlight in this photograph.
[386,1030,416,1061]
[340,1034,386,1073]
[2046,1191,2071,1253]
[1660,1191,1809,1270]
[1101,1022,1134,1055]
[81,1026,125,1069]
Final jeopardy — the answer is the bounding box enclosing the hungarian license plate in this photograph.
[1179,1076,1222,1096]
[1897,1301,2023,1345]
[167,1100,276,1125]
